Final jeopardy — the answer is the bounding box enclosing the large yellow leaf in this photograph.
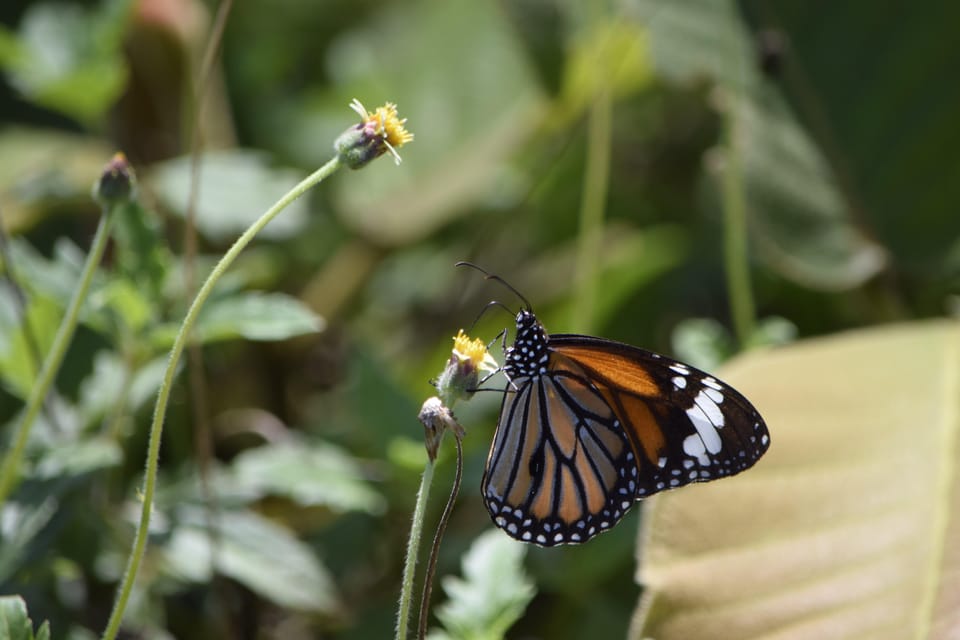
[631,321,960,640]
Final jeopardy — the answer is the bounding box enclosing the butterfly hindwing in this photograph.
[482,372,638,546]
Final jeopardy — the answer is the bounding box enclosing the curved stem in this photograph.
[0,208,114,505]
[100,156,342,640]
[396,456,437,640]
[418,434,463,639]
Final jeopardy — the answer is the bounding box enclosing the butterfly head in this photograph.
[504,310,550,379]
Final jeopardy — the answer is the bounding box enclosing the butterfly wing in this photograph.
[482,370,640,546]
[482,334,769,547]
[549,334,770,498]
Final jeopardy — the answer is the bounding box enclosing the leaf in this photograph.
[314,0,543,246]
[149,150,311,242]
[229,441,385,515]
[632,321,960,639]
[192,291,325,343]
[430,529,536,640]
[0,596,51,640]
[0,286,60,399]
[635,0,887,290]
[0,1,131,125]
[161,509,340,615]
[739,1,960,274]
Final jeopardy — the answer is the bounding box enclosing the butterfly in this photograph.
[465,267,770,547]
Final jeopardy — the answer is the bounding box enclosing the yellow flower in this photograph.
[451,329,498,374]
[434,330,499,406]
[334,99,414,168]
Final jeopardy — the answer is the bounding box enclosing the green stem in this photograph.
[100,156,342,640]
[0,208,115,505]
[720,93,756,348]
[572,84,612,334]
[396,456,437,640]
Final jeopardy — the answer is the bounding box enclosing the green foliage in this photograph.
[0,597,50,640]
[0,0,132,125]
[428,530,536,640]
[0,0,958,637]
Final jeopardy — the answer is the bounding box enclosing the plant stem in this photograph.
[0,208,114,505]
[720,93,756,348]
[396,455,437,640]
[418,434,463,639]
[572,82,612,334]
[100,156,342,640]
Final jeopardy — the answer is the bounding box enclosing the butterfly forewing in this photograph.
[550,335,770,498]
[482,310,770,547]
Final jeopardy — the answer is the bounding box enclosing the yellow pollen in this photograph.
[452,330,498,372]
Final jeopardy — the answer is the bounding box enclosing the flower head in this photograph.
[334,99,414,169]
[434,330,499,406]
[93,152,137,206]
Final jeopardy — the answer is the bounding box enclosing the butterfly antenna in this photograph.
[467,300,514,334]
[455,261,533,311]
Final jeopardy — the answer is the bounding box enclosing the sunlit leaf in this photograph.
[430,529,536,640]
[230,441,385,515]
[161,509,340,615]
[0,596,51,640]
[150,150,311,242]
[632,321,960,639]
[192,291,325,343]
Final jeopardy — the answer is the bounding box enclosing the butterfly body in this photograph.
[482,310,770,546]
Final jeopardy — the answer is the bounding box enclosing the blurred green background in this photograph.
[1,0,958,638]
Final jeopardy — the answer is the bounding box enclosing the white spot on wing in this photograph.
[670,364,690,376]
[694,390,725,428]
[686,401,723,454]
[704,387,724,404]
[702,377,723,391]
[682,433,711,466]
[672,376,687,389]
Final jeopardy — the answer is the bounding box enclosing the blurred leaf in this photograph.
[633,320,960,639]
[739,1,960,274]
[33,438,122,479]
[150,150,311,242]
[0,286,60,399]
[190,291,325,344]
[0,498,59,583]
[93,278,153,334]
[229,441,385,515]
[670,317,733,372]
[0,128,110,232]
[430,529,536,640]
[0,0,132,125]
[556,20,654,123]
[315,0,543,246]
[0,596,51,640]
[162,509,340,615]
[110,200,171,301]
[635,0,886,290]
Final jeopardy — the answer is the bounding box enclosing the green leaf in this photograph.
[229,441,386,515]
[636,0,886,290]
[0,1,131,124]
[149,150,311,242]
[632,321,960,639]
[309,0,542,246]
[161,509,340,615]
[739,1,960,274]
[0,596,51,640]
[431,529,536,640]
[192,291,325,343]
[0,287,60,399]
